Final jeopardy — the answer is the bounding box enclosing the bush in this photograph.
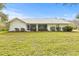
[63,26,73,32]
[21,28,25,32]
[56,27,61,31]
[1,28,8,31]
[50,27,56,31]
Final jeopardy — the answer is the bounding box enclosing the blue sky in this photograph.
[2,3,79,20]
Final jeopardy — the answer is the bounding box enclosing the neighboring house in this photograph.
[8,18,71,32]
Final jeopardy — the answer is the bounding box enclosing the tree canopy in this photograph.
[0,12,8,22]
[0,3,5,10]
[0,3,8,22]
[76,14,79,19]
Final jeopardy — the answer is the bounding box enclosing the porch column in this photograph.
[36,24,38,31]
[60,26,63,31]
[47,25,51,31]
[55,25,57,31]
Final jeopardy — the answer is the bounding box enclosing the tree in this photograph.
[76,14,79,19]
[0,3,8,31]
[71,14,79,29]
[0,4,8,22]
[0,12,8,22]
[0,3,5,10]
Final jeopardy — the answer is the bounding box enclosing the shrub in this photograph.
[50,27,56,31]
[56,27,61,31]
[1,28,8,31]
[63,26,73,32]
[21,28,25,32]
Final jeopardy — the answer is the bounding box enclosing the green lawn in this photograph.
[0,32,79,56]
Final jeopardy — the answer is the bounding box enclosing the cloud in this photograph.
[2,8,30,20]
[62,13,77,20]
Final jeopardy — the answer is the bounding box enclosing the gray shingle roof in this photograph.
[22,18,70,24]
[8,18,71,24]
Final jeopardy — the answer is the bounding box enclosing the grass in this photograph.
[0,31,79,56]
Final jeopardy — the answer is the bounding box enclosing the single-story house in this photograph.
[8,18,71,32]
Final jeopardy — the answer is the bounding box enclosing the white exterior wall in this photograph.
[9,19,27,31]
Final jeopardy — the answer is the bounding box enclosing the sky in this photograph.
[2,3,79,20]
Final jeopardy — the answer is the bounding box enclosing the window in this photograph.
[15,28,19,32]
[38,24,47,31]
[27,24,30,30]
